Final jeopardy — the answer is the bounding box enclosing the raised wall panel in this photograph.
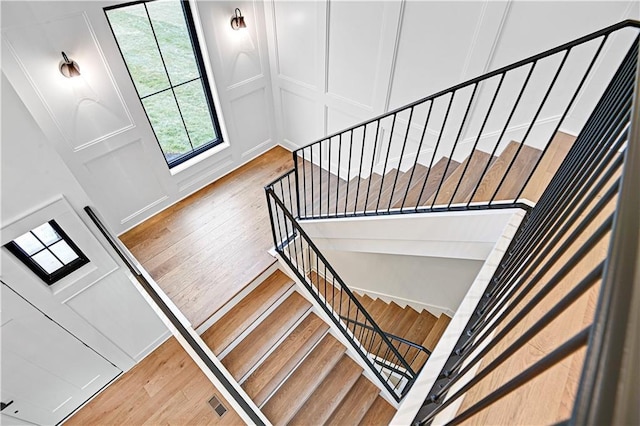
[281,89,320,146]
[83,140,167,225]
[273,1,318,87]
[389,1,487,110]
[65,272,168,361]
[2,12,133,150]
[196,1,264,88]
[327,1,386,108]
[326,106,362,135]
[230,88,271,157]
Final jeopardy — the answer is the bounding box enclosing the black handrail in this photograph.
[83,206,266,426]
[265,181,420,400]
[339,315,431,356]
[292,20,640,220]
[413,32,639,425]
[264,20,639,425]
[295,20,640,153]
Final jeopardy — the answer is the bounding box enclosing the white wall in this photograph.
[301,209,520,315]
[1,0,277,235]
[265,1,639,171]
[302,209,519,261]
[322,250,483,316]
[1,74,168,371]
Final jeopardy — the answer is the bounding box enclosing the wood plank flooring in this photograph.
[121,146,294,328]
[66,337,244,426]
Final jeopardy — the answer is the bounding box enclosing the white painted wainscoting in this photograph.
[264,0,639,168]
[2,0,278,235]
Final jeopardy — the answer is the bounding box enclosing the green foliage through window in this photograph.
[105,0,223,167]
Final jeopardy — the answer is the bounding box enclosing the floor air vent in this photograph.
[208,395,227,418]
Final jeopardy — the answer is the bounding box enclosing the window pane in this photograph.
[143,90,192,162]
[49,241,80,265]
[14,232,44,255]
[32,222,61,246]
[107,4,170,97]
[146,0,200,85]
[174,79,216,148]
[32,250,64,274]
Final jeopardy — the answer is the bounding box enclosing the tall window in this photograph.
[105,0,223,168]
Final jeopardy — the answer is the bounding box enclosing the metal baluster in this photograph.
[415,91,456,210]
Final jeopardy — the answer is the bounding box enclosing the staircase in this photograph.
[296,134,573,220]
[200,270,452,425]
[201,269,434,425]
[353,292,452,372]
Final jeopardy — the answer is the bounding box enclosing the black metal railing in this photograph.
[265,20,639,424]
[412,28,639,425]
[265,172,430,400]
[339,316,432,380]
[292,21,640,220]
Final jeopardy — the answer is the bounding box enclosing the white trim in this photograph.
[390,209,526,425]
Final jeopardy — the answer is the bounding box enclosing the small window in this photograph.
[4,220,89,285]
[104,0,223,168]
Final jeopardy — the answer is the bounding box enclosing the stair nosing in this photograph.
[258,327,332,410]
[216,284,297,359]
[236,305,314,385]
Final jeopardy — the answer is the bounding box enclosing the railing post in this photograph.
[293,151,301,218]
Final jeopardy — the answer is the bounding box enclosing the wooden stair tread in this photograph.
[428,150,494,206]
[326,375,380,426]
[472,141,542,202]
[243,313,329,406]
[493,143,541,200]
[376,301,405,332]
[405,310,438,344]
[470,141,520,202]
[521,131,576,202]
[387,305,420,338]
[364,299,389,323]
[369,169,401,210]
[412,313,452,372]
[262,334,346,425]
[407,311,439,371]
[201,270,293,355]
[356,294,375,311]
[423,314,452,351]
[222,292,310,380]
[289,355,363,425]
[347,174,377,213]
[391,163,430,208]
[414,157,461,208]
[359,395,396,426]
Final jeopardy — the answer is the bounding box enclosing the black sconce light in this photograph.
[230,8,247,30]
[59,51,81,78]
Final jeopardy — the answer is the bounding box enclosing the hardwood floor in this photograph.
[67,337,244,426]
[75,136,579,426]
[121,146,294,328]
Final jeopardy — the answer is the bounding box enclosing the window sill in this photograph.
[169,141,231,176]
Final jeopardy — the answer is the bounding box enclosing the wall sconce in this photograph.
[230,8,247,30]
[59,51,81,78]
